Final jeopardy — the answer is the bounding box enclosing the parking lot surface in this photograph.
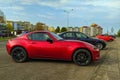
[0,38,120,80]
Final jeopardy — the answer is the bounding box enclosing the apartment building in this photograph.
[48,26,55,32]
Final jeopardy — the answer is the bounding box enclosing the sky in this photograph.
[0,0,120,34]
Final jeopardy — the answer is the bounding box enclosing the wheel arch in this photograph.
[10,45,28,57]
[71,48,93,61]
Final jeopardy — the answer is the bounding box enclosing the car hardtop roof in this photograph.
[59,31,83,34]
[22,30,51,36]
[30,30,50,33]
[66,31,81,32]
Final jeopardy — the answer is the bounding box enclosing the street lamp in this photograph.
[64,9,74,27]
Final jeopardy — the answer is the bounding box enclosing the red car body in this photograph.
[6,31,100,66]
[96,34,114,42]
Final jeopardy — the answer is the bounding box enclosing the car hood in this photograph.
[90,37,105,42]
[59,39,94,47]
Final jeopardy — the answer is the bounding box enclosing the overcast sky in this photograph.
[0,0,120,34]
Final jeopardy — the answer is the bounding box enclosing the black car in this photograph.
[58,31,106,50]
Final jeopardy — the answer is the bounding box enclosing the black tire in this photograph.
[95,43,103,50]
[73,49,92,66]
[11,47,28,63]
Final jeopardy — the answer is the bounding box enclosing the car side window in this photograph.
[76,33,82,38]
[63,32,74,38]
[28,33,50,41]
[76,33,88,38]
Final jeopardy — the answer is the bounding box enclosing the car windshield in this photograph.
[81,33,89,38]
[76,32,89,38]
[50,32,63,40]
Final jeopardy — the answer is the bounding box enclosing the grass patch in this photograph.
[0,37,14,41]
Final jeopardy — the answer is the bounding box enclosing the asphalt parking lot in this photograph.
[0,38,120,80]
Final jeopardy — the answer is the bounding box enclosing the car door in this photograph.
[27,32,54,58]
[27,32,67,59]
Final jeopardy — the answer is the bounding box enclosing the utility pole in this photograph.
[64,9,74,27]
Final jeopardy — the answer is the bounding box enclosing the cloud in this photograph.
[20,0,40,5]
[1,0,120,9]
[21,0,120,10]
[82,0,120,9]
[38,14,54,19]
[8,15,30,21]
[0,5,24,11]
[0,0,16,4]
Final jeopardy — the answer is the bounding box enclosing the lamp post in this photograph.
[64,9,73,27]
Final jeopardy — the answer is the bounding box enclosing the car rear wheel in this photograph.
[95,43,103,50]
[73,49,92,66]
[11,47,28,63]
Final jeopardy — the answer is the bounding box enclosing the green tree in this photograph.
[117,29,120,37]
[6,23,13,36]
[7,23,13,31]
[111,27,114,33]
[61,27,67,32]
[35,22,44,30]
[55,26,60,33]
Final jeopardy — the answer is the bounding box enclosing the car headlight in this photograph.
[93,46,99,51]
[90,44,99,51]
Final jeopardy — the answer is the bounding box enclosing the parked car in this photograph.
[96,34,114,42]
[0,31,7,37]
[58,31,106,50]
[6,31,100,66]
[109,35,116,39]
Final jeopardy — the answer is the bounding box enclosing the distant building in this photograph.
[12,22,19,30]
[73,27,79,32]
[79,27,83,32]
[90,25,103,36]
[67,27,79,32]
[48,26,55,32]
[0,10,7,36]
[82,26,90,36]
[90,26,96,36]
[67,27,73,31]
[97,26,103,35]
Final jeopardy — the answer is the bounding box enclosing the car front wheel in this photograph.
[11,47,28,63]
[73,49,92,66]
[95,43,103,50]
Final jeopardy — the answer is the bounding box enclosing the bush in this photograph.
[117,29,120,37]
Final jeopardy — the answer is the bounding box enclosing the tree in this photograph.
[35,22,45,30]
[6,23,13,36]
[111,27,114,34]
[61,27,67,32]
[7,23,13,31]
[55,26,60,33]
[117,29,120,37]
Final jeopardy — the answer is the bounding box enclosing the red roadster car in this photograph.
[96,34,114,42]
[6,31,100,66]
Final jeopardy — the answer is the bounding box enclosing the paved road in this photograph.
[0,38,120,80]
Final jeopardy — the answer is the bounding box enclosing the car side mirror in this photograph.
[46,38,53,43]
